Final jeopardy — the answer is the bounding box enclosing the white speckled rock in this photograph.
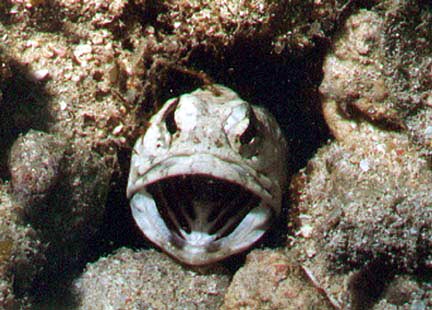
[72,247,231,310]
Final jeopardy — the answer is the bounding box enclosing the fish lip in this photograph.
[130,188,273,266]
[127,153,281,211]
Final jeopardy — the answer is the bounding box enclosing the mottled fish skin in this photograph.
[127,84,287,265]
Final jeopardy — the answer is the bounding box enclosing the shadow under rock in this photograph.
[0,49,53,180]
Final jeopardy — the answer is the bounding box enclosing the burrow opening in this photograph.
[13,36,332,308]
[101,38,331,271]
[0,52,53,181]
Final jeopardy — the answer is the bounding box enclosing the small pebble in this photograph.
[299,224,313,238]
[74,44,92,57]
[32,68,50,81]
[59,100,67,111]
[112,124,123,135]
[424,126,432,138]
[359,159,370,172]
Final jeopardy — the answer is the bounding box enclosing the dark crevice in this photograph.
[349,259,395,310]
[102,35,331,269]
[99,148,145,251]
[0,0,67,32]
[112,0,167,45]
[0,50,53,180]
[142,64,209,114]
[184,38,331,173]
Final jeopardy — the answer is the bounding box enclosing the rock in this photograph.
[9,130,111,259]
[73,248,231,310]
[9,129,65,207]
[378,275,432,309]
[287,3,432,308]
[320,3,432,155]
[319,126,431,272]
[289,123,432,308]
[0,185,45,309]
[222,249,335,310]
[8,130,112,300]
[320,9,401,136]
[1,0,431,307]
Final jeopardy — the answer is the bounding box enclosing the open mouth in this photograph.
[147,174,261,247]
[130,173,273,265]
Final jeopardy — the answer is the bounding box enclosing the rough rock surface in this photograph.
[320,3,432,155]
[0,0,346,307]
[8,129,112,302]
[0,0,431,309]
[73,247,231,310]
[9,130,65,207]
[289,123,432,308]
[222,249,334,310]
[318,6,432,274]
[374,274,432,310]
[286,4,432,309]
[0,185,45,309]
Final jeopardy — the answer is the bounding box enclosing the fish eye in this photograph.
[240,109,257,145]
[164,99,179,134]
